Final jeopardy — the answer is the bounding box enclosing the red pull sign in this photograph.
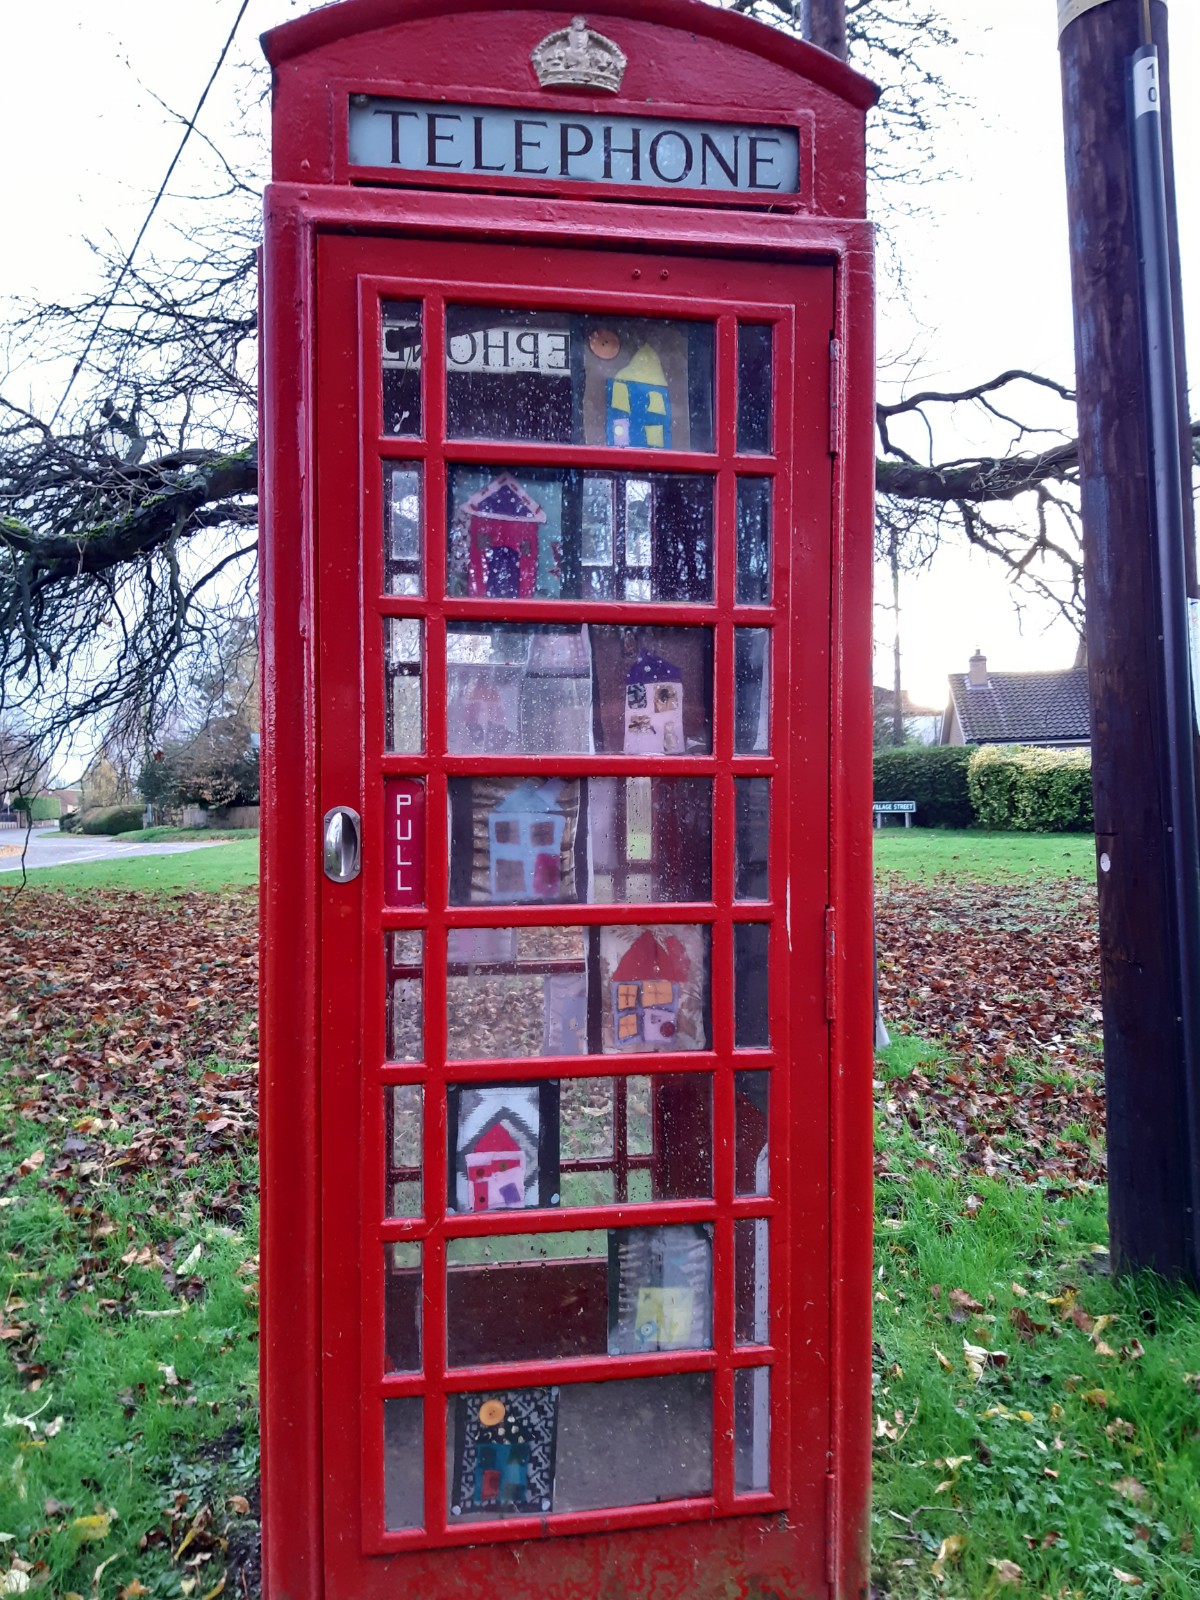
[384,779,424,906]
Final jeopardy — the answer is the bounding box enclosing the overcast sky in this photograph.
[0,0,1195,712]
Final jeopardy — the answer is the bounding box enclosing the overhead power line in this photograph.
[50,0,252,428]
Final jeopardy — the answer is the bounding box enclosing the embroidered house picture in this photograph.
[623,649,684,755]
[461,473,547,599]
[607,343,672,449]
[487,778,568,901]
[610,930,688,1047]
[452,1084,543,1212]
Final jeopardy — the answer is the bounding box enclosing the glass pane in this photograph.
[735,1217,769,1346]
[382,301,422,437]
[385,1242,421,1372]
[387,1084,423,1217]
[446,623,713,756]
[735,1071,770,1196]
[446,1224,712,1366]
[446,925,711,1058]
[446,1230,607,1366]
[385,618,423,753]
[446,306,714,450]
[734,924,769,1049]
[447,1375,712,1521]
[383,1397,424,1529]
[385,463,423,596]
[445,1074,713,1211]
[386,932,423,1061]
[736,477,771,604]
[734,629,770,754]
[448,776,711,905]
[735,1368,770,1493]
[735,778,770,900]
[737,324,773,454]
[447,465,713,602]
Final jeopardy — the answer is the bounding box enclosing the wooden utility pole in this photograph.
[805,0,847,61]
[1059,0,1200,1279]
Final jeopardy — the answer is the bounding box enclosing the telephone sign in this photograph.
[259,4,877,1598]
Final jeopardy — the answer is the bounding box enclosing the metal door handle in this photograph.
[323,806,362,882]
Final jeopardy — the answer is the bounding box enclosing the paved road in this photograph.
[0,826,230,874]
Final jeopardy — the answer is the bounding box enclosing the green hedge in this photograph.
[79,804,145,836]
[967,745,1094,832]
[873,746,975,828]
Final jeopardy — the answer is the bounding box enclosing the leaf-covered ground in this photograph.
[3,862,1182,1600]
[0,889,259,1600]
[875,874,1105,1185]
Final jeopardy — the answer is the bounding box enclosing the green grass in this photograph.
[0,1072,258,1597]
[11,840,259,892]
[873,1039,1200,1598]
[875,827,1095,882]
[113,827,258,844]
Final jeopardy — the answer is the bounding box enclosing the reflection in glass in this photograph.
[445,925,711,1059]
[385,1242,421,1372]
[736,477,771,605]
[447,465,713,603]
[386,932,423,1061]
[445,1222,711,1364]
[734,924,770,1049]
[735,1217,769,1346]
[734,629,770,754]
[735,1071,770,1196]
[385,463,422,596]
[446,624,713,756]
[382,301,422,437]
[447,776,712,905]
[386,1083,423,1217]
[737,324,773,454]
[383,1397,424,1529]
[735,778,770,900]
[735,1368,770,1493]
[385,618,423,753]
[445,306,714,451]
[446,1374,712,1521]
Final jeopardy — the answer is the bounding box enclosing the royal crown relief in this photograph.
[531,17,628,94]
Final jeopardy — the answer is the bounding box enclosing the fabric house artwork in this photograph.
[463,473,547,599]
[624,649,685,755]
[453,1085,542,1212]
[451,1387,559,1518]
[487,778,568,901]
[607,343,672,449]
[611,930,689,1047]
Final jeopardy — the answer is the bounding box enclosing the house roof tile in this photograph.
[948,668,1090,744]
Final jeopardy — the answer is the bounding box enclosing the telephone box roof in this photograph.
[261,0,879,113]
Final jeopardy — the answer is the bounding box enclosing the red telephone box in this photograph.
[259,4,877,1596]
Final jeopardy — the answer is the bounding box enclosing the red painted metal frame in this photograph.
[260,4,876,1598]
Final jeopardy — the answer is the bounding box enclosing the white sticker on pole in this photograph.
[1059,0,1165,36]
[1188,598,1200,735]
[1132,52,1161,117]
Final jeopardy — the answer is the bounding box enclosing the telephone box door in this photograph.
[314,232,836,1597]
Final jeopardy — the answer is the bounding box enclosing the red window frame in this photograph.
[315,234,835,1566]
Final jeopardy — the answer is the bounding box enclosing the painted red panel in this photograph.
[384,779,425,907]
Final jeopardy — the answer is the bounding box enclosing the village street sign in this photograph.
[349,97,802,194]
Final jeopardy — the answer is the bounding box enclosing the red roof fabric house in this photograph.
[611,931,691,1047]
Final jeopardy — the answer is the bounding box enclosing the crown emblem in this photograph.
[532,17,627,94]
